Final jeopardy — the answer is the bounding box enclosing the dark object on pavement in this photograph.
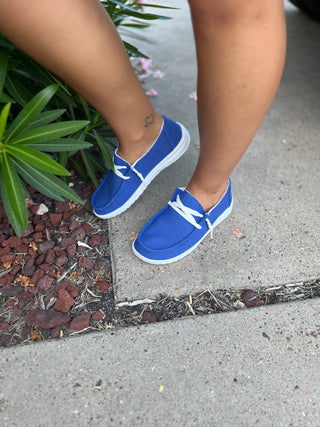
[289,0,320,20]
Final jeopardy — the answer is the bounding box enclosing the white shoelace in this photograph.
[168,194,215,239]
[168,195,203,229]
[114,164,145,182]
[205,218,214,239]
[114,164,130,180]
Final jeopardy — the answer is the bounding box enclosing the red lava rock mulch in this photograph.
[0,177,113,347]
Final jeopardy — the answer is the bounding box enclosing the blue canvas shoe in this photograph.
[92,116,190,219]
[132,179,233,264]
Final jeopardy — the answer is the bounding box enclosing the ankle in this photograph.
[186,179,229,212]
[117,113,163,164]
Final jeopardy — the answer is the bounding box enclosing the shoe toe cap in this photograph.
[133,207,199,262]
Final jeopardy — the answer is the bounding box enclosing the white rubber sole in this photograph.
[94,123,190,219]
[132,199,233,265]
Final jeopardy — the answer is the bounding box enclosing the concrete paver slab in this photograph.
[110,1,320,301]
[1,299,320,426]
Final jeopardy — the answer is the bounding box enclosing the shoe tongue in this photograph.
[114,150,130,167]
[178,189,206,215]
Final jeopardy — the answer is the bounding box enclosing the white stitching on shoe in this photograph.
[168,194,203,229]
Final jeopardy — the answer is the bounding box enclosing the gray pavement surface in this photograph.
[1,299,320,426]
[111,0,320,302]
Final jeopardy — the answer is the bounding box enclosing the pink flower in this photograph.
[137,0,146,12]
[189,91,198,101]
[145,88,158,96]
[153,70,165,79]
[25,198,35,206]
[139,58,152,73]
[138,71,152,80]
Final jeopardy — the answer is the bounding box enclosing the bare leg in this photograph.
[187,0,286,211]
[0,0,162,164]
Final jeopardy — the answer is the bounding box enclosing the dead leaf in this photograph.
[2,262,12,270]
[71,270,80,278]
[69,202,81,211]
[129,232,138,241]
[28,242,38,251]
[16,275,33,289]
[95,273,103,282]
[232,228,245,239]
[31,328,42,342]
[241,289,262,308]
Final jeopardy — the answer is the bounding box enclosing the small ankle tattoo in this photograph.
[144,113,154,127]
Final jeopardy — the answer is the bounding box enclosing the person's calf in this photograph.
[188,0,284,30]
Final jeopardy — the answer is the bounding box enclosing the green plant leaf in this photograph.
[115,11,169,21]
[121,23,150,28]
[12,157,83,204]
[13,161,63,201]
[0,36,15,49]
[4,84,58,141]
[93,129,114,169]
[25,109,66,131]
[26,138,92,152]
[0,102,11,142]
[9,120,89,145]
[104,0,171,20]
[7,70,38,102]
[92,111,102,127]
[122,40,148,58]
[59,151,69,169]
[0,47,9,98]
[68,156,90,183]
[21,179,31,199]
[20,56,77,106]
[58,151,69,184]
[5,144,70,176]
[90,127,115,138]
[84,150,108,174]
[0,167,21,235]
[0,152,28,229]
[80,149,98,187]
[78,96,91,121]
[136,4,177,9]
[0,92,15,104]
[5,72,31,107]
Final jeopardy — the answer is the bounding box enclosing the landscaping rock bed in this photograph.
[0,176,113,347]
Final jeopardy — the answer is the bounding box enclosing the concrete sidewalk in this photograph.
[111,0,320,302]
[1,299,320,426]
